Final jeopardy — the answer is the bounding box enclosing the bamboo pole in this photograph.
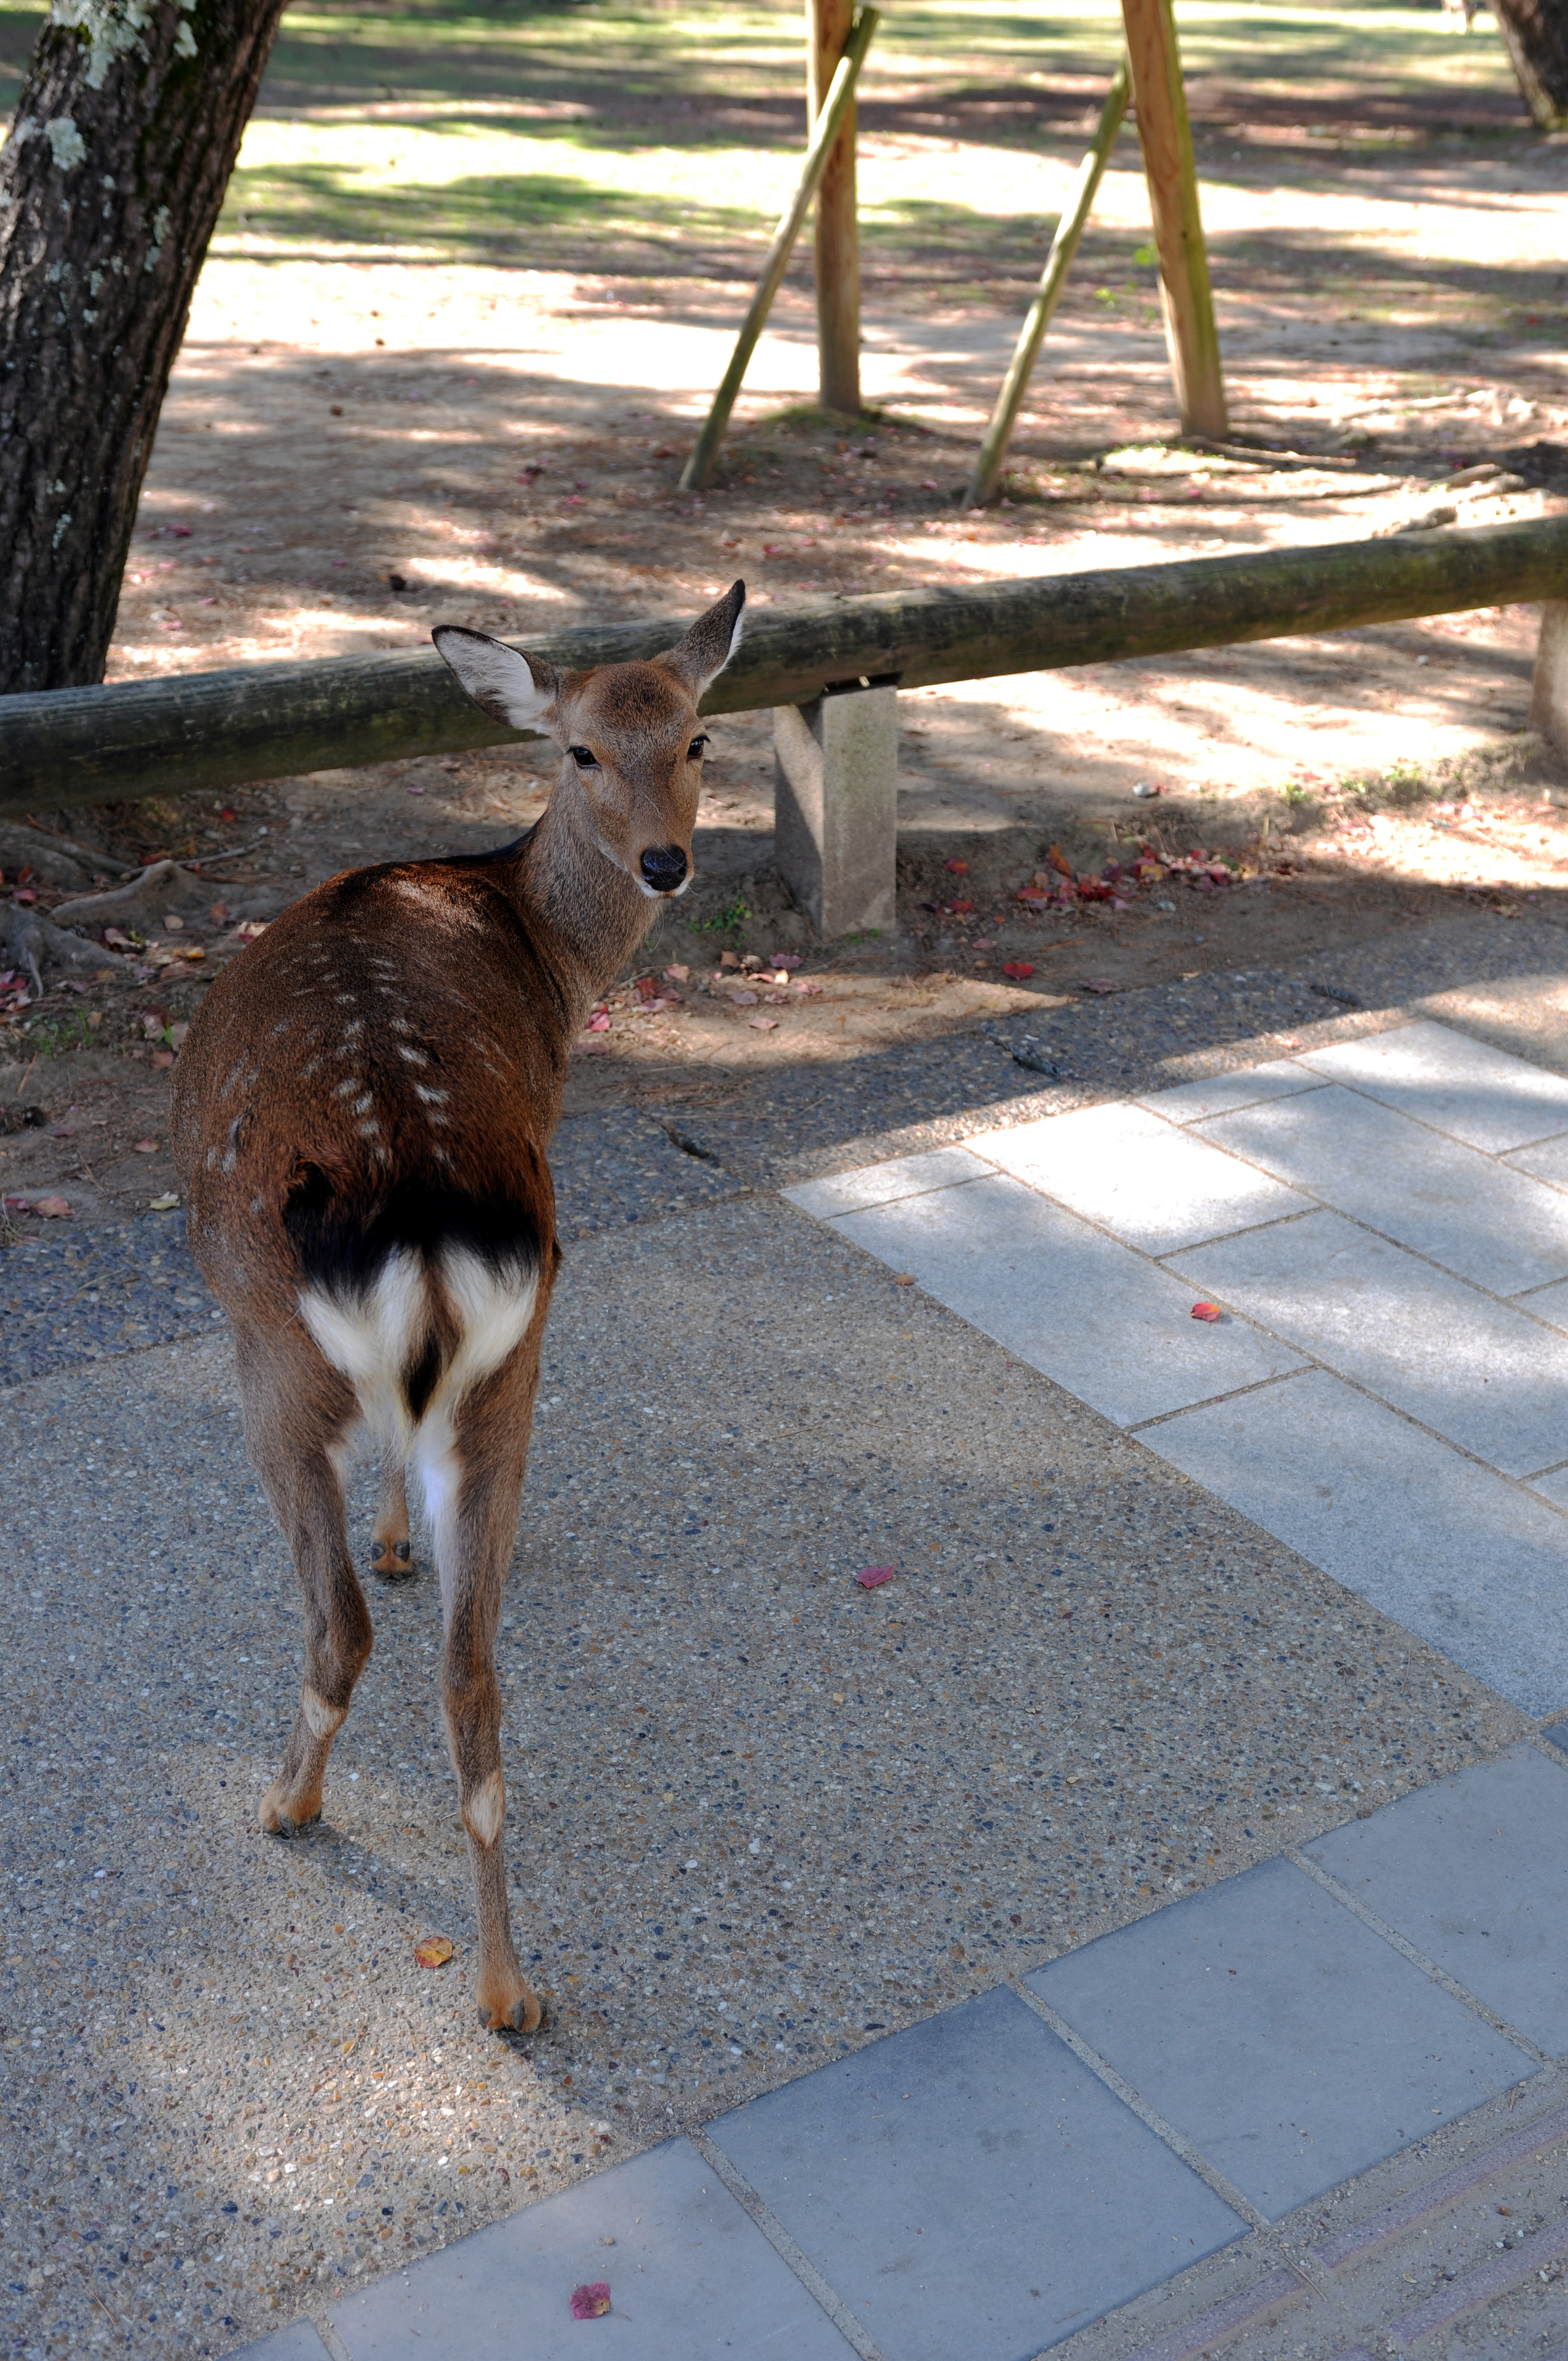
[679,7,878,495]
[965,58,1131,510]
[4,514,1566,814]
[1120,0,1227,440]
[809,0,862,417]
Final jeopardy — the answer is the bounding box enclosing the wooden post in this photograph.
[680,8,879,494]
[966,58,1131,509]
[1120,0,1227,440]
[809,0,861,416]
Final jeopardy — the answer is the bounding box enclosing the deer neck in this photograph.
[508,784,654,1015]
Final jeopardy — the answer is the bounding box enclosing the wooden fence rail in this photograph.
[2,513,1566,822]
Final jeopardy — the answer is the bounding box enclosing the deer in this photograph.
[169,581,746,2033]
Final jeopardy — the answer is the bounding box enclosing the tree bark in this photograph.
[1491,0,1568,129]
[0,0,288,695]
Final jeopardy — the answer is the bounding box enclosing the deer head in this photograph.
[433,580,746,900]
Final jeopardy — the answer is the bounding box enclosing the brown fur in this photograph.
[170,584,744,2032]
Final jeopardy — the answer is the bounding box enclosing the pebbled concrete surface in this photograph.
[0,1185,1527,2357]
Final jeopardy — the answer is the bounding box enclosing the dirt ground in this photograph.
[3,0,1568,1214]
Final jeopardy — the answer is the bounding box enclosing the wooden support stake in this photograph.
[965,58,1130,509]
[680,7,878,494]
[1120,0,1227,440]
[809,0,862,417]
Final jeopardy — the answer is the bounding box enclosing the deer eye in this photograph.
[569,745,598,770]
[688,735,709,760]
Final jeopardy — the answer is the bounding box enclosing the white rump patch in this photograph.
[300,1245,538,1617]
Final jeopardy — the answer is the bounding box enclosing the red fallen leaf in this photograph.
[33,1195,72,1218]
[586,1011,610,1032]
[1002,962,1034,980]
[570,2282,611,2320]
[1045,845,1073,877]
[12,888,37,906]
[1015,885,1047,906]
[664,963,691,983]
[856,1567,895,1588]
[943,858,969,874]
[2,1196,35,1216]
[1191,1301,1223,1323]
[218,806,237,822]
[949,898,975,915]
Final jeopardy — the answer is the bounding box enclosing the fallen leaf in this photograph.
[1191,1301,1223,1323]
[748,1014,778,1030]
[729,989,758,1006]
[570,2282,611,2320]
[718,950,741,970]
[943,858,969,874]
[151,1051,175,1070]
[892,1274,915,1287]
[207,902,230,924]
[149,1192,180,1210]
[1002,962,1034,981]
[794,978,822,996]
[1079,978,1121,995]
[586,1011,610,1032]
[1014,885,1048,906]
[133,1139,158,1154]
[12,888,37,906]
[1045,845,1073,877]
[413,1936,454,1969]
[664,963,691,983]
[235,921,268,941]
[856,1567,895,1589]
[32,1195,71,1219]
[103,925,132,948]
[773,951,802,970]
[163,912,185,932]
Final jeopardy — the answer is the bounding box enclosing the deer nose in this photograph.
[640,845,688,893]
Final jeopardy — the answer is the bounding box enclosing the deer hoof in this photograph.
[260,1786,323,1838]
[370,1539,416,1583]
[480,1986,543,2036]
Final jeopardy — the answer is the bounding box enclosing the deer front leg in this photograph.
[371,1444,413,1581]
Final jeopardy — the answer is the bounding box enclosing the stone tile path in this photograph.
[787,1017,1568,1718]
[237,1012,1568,2361]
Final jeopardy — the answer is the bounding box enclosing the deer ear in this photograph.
[656,579,746,697]
[433,626,560,731]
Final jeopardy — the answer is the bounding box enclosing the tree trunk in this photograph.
[0,0,288,695]
[1491,0,1568,129]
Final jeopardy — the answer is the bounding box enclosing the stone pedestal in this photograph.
[773,684,897,940]
[1531,600,1568,756]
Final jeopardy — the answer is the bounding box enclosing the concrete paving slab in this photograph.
[1136,1061,1328,1127]
[967,1103,1313,1257]
[1298,1019,1568,1154]
[1517,1277,1568,1332]
[1507,1131,1568,1191]
[1138,1368,1568,1716]
[326,2136,854,2358]
[831,1172,1306,1427]
[1200,1085,1568,1298]
[707,1987,1245,2361]
[1530,1464,1568,1509]
[230,2323,332,2361]
[1027,1859,1535,2222]
[782,1143,995,1220]
[1168,1208,1568,1479]
[1304,1745,1568,2055]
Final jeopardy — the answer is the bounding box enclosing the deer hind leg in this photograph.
[416,1332,546,2036]
[236,1329,374,1838]
[370,1443,414,1581]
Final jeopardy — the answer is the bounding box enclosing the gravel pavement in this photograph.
[1,911,1560,2358]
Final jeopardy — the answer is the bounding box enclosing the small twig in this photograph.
[185,833,272,870]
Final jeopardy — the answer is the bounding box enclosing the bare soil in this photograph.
[5,0,1568,1216]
